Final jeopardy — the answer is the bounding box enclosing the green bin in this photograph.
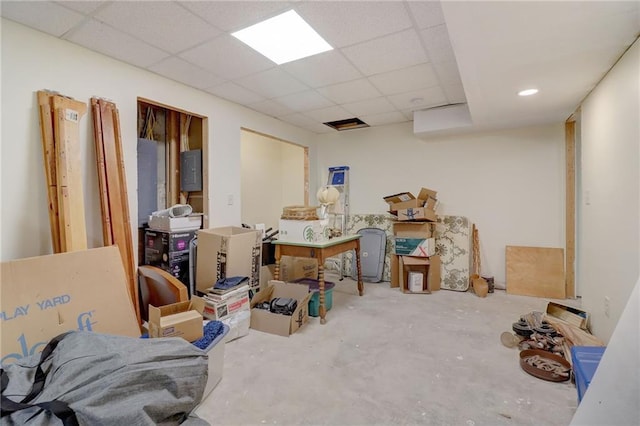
[292,278,335,317]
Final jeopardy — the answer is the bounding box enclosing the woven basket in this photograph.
[281,205,318,220]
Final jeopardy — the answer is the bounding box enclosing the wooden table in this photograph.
[272,235,363,324]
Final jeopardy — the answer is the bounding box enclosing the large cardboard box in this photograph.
[144,229,197,287]
[400,255,441,293]
[196,227,262,293]
[395,237,436,257]
[393,222,434,238]
[249,281,312,337]
[278,219,330,243]
[148,296,206,342]
[1,246,140,364]
[278,256,318,282]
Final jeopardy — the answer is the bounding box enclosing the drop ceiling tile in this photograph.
[443,83,467,104]
[56,1,106,15]
[369,63,439,95]
[1,1,84,37]
[342,97,396,117]
[179,34,275,80]
[94,1,219,54]
[420,24,457,64]
[248,99,296,118]
[387,86,448,110]
[316,78,381,104]
[148,57,225,89]
[181,1,293,32]
[303,105,352,123]
[64,19,169,68]
[275,90,334,112]
[205,81,265,105]
[360,111,408,126]
[236,68,308,99]
[296,1,412,48]
[433,60,464,86]
[406,1,445,29]
[282,50,362,88]
[278,113,318,127]
[303,122,337,134]
[341,29,428,75]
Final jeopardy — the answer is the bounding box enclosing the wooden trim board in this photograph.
[506,246,566,299]
[565,119,576,298]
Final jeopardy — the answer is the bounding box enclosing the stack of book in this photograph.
[202,283,251,321]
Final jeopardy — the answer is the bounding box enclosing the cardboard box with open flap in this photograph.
[1,246,141,365]
[249,280,313,337]
[384,187,438,214]
[400,255,441,294]
[148,296,206,342]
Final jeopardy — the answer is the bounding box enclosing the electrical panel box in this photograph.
[180,149,202,192]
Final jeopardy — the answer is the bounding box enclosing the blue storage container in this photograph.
[292,278,335,317]
[571,345,606,403]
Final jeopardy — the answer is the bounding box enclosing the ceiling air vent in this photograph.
[323,117,369,131]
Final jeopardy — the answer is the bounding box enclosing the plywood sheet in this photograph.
[506,246,565,299]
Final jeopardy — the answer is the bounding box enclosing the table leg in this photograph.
[355,241,364,296]
[318,263,326,324]
[274,246,281,280]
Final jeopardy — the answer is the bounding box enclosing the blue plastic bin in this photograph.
[292,278,335,317]
[571,345,606,403]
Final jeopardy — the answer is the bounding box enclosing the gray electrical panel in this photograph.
[180,149,202,192]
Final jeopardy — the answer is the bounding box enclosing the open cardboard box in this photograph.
[384,187,438,214]
[400,255,441,293]
[249,280,312,337]
[1,246,140,364]
[148,296,206,342]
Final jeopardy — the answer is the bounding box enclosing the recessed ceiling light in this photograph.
[231,10,333,65]
[518,88,539,97]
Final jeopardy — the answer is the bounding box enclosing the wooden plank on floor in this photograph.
[506,246,566,299]
[37,90,61,253]
[52,95,87,252]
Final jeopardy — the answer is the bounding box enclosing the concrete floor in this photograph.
[195,274,579,425]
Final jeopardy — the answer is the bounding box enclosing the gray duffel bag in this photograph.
[1,331,209,425]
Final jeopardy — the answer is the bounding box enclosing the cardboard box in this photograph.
[202,287,250,321]
[390,254,400,288]
[400,255,441,293]
[144,229,197,287]
[249,281,312,337]
[278,256,318,282]
[148,296,206,342]
[278,219,330,243]
[148,214,202,232]
[546,302,590,330]
[396,207,437,222]
[395,237,436,257]
[196,227,262,293]
[384,187,438,213]
[393,221,434,238]
[1,246,140,364]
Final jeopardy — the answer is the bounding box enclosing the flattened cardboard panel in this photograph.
[1,246,140,364]
[506,246,565,299]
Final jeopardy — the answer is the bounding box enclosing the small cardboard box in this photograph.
[400,255,441,293]
[384,187,438,213]
[148,214,202,232]
[278,219,330,243]
[196,227,262,293]
[148,296,206,342]
[393,222,434,238]
[249,281,313,337]
[396,207,437,222]
[546,302,590,330]
[395,237,436,257]
[278,256,318,282]
[1,246,140,364]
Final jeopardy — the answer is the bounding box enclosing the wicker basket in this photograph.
[281,205,318,220]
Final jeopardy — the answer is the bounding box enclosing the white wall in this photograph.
[316,122,565,285]
[578,39,639,342]
[240,131,305,231]
[0,20,316,261]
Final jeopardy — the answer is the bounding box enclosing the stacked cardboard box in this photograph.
[384,188,441,294]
